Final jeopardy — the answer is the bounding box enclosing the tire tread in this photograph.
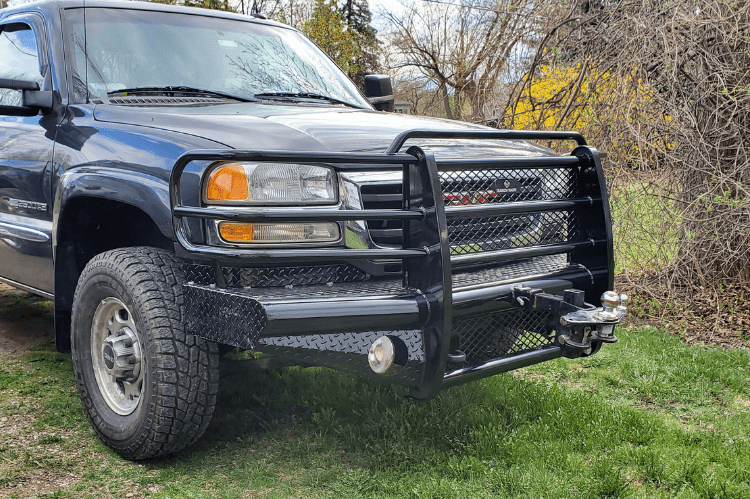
[71,247,219,460]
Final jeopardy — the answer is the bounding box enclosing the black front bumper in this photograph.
[170,129,618,399]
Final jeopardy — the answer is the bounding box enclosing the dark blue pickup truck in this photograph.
[0,0,626,460]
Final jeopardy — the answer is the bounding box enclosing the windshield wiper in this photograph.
[253,92,361,108]
[107,86,258,102]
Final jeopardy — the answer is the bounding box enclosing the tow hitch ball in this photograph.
[506,287,628,357]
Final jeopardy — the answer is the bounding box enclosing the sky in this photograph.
[366,0,405,33]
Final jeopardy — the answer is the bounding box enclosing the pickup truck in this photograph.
[0,0,627,460]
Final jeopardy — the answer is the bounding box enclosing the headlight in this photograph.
[204,162,337,205]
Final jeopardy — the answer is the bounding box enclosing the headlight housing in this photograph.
[204,162,337,205]
[217,221,340,244]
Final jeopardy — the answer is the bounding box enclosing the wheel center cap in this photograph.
[101,327,141,379]
[102,343,116,370]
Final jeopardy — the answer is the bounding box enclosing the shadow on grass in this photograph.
[138,331,750,498]
[160,356,661,473]
[0,290,55,354]
[6,327,750,497]
[3,284,748,496]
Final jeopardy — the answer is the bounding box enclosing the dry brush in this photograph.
[502,0,749,334]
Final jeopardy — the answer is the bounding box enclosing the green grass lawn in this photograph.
[1,326,749,498]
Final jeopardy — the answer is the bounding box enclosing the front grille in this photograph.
[361,183,404,247]
[449,308,554,370]
[442,167,576,258]
[360,166,578,254]
[441,171,542,205]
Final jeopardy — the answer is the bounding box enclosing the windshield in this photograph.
[67,8,371,108]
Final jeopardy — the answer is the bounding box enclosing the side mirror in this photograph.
[0,77,53,116]
[364,75,395,112]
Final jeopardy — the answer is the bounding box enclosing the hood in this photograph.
[93,103,554,157]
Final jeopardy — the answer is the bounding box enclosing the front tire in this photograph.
[71,247,219,460]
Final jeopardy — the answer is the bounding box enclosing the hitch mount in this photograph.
[503,286,628,357]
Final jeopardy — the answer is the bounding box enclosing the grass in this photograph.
[1,326,749,498]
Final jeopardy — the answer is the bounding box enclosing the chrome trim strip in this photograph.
[0,222,51,243]
[0,276,54,299]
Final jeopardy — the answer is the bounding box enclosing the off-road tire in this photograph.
[71,247,219,460]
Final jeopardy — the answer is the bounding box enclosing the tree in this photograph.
[383,0,544,121]
[302,0,360,77]
[183,0,232,11]
[259,0,314,29]
[504,0,750,321]
[340,0,380,85]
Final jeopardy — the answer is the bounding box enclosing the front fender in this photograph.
[53,166,173,248]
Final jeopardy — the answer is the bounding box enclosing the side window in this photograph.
[0,23,43,106]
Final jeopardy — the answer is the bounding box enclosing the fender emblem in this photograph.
[7,198,48,212]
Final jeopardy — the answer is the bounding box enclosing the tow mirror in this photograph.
[0,75,53,116]
[364,75,395,112]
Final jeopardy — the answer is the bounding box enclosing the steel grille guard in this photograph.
[169,129,625,399]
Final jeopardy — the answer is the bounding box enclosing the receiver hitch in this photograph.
[504,286,628,357]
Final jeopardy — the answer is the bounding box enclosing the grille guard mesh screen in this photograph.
[440,168,574,205]
[447,211,576,255]
[449,309,554,370]
[363,166,582,255]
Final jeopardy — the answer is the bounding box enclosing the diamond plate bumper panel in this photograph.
[183,285,267,349]
[259,330,424,361]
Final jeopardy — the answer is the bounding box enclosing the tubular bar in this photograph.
[451,240,606,266]
[442,345,562,387]
[173,206,431,222]
[444,197,599,219]
[173,241,439,261]
[173,149,417,166]
[386,129,587,154]
[436,155,582,171]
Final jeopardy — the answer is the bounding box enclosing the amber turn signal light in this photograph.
[218,222,254,242]
[205,164,249,201]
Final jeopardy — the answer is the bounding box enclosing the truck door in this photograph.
[0,15,55,295]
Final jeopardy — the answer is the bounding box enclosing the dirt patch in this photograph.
[1,471,79,498]
[0,283,55,356]
[0,412,81,498]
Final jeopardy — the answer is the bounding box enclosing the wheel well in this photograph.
[54,197,173,351]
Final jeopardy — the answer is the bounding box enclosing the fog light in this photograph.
[218,222,340,244]
[368,336,395,374]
